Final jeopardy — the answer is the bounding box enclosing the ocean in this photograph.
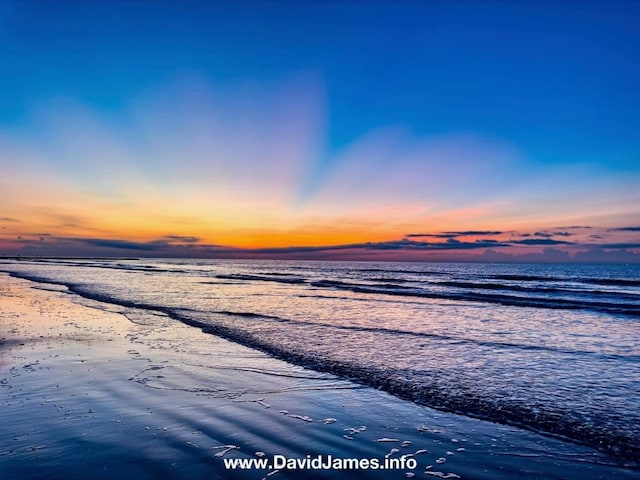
[1,258,639,461]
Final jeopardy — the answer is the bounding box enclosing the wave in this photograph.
[258,272,300,277]
[9,258,185,274]
[177,311,640,461]
[310,279,640,317]
[433,280,640,300]
[490,273,640,288]
[358,268,448,276]
[215,274,306,284]
[583,278,640,287]
[310,279,415,290]
[367,277,413,283]
[196,273,640,316]
[490,274,562,282]
[4,268,640,460]
[200,310,639,363]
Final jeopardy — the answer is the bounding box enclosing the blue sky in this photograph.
[3,1,638,154]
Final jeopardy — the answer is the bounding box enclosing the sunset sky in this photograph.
[1,1,639,262]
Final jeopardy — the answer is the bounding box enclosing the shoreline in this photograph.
[4,267,639,460]
[1,273,638,479]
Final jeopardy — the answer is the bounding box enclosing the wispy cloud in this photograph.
[609,226,640,232]
[158,235,201,244]
[1,74,639,255]
[405,233,459,239]
[594,242,640,249]
[512,238,572,246]
[444,230,504,236]
[533,231,573,238]
[77,238,163,251]
[3,224,639,263]
[406,231,503,238]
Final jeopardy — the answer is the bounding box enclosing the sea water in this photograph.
[2,258,638,460]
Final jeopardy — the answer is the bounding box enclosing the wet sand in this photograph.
[1,274,638,479]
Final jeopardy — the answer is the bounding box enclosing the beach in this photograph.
[1,271,639,479]
[2,2,638,477]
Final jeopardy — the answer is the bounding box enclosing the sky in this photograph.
[1,0,639,262]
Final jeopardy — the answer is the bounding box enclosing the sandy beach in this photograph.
[1,273,638,479]
[2,1,639,477]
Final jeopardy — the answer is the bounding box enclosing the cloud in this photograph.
[511,238,572,246]
[157,235,201,244]
[3,220,638,263]
[6,235,234,258]
[0,217,18,222]
[444,230,504,236]
[77,238,163,251]
[302,130,527,213]
[609,226,640,232]
[480,246,640,264]
[405,230,503,239]
[0,73,327,238]
[480,247,571,262]
[74,236,226,252]
[405,233,459,239]
[248,238,512,255]
[3,69,639,251]
[573,248,640,263]
[533,231,573,238]
[406,229,587,244]
[595,242,640,249]
[478,249,514,262]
